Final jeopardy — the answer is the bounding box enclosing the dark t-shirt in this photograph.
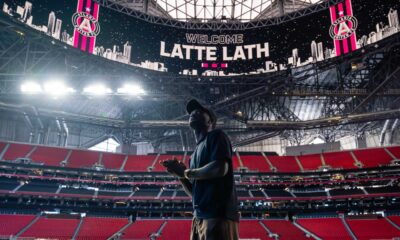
[189,129,240,222]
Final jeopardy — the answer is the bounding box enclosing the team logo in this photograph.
[329,15,358,40]
[72,12,100,37]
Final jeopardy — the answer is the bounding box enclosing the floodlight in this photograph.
[21,82,42,94]
[44,81,75,96]
[117,84,145,95]
[83,84,112,95]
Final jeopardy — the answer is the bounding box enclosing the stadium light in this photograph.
[21,82,42,94]
[83,84,112,95]
[117,84,145,95]
[43,81,75,96]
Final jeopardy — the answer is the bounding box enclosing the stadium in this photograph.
[0,0,399,239]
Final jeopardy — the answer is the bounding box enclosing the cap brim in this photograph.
[186,99,204,114]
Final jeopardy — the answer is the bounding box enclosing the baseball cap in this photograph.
[186,99,217,127]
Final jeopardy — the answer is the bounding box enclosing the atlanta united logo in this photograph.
[329,15,358,40]
[72,12,100,37]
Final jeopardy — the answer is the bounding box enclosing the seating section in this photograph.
[66,150,99,168]
[76,217,128,239]
[102,152,126,170]
[121,219,164,239]
[1,141,400,172]
[297,217,353,239]
[239,220,273,240]
[346,218,400,240]
[323,151,356,169]
[352,148,393,168]
[261,220,308,240]
[124,155,156,171]
[0,214,36,237]
[21,217,79,239]
[157,219,192,240]
[240,155,271,172]
[29,146,69,166]
[2,142,33,161]
[1,214,400,239]
[267,156,301,172]
[297,154,322,171]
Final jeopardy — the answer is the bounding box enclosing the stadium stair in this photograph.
[340,215,357,240]
[107,216,133,240]
[261,152,277,172]
[153,220,167,239]
[119,155,129,171]
[385,216,400,231]
[294,156,305,172]
[13,213,41,239]
[149,153,161,171]
[292,219,322,240]
[258,221,278,239]
[71,217,84,240]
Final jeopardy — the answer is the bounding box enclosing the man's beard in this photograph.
[189,120,207,130]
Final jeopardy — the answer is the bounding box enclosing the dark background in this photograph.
[1,0,398,74]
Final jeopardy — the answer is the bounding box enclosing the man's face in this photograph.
[189,108,211,130]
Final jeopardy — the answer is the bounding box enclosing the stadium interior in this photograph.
[0,0,400,239]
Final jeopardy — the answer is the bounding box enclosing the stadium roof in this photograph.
[116,0,323,22]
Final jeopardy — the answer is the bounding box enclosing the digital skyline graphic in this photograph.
[1,0,399,76]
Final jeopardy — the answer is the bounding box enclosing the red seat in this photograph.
[267,156,301,172]
[76,217,128,239]
[0,214,36,237]
[323,151,356,169]
[297,218,352,239]
[121,219,164,239]
[29,146,68,166]
[67,149,99,168]
[261,220,308,240]
[21,217,79,239]
[352,148,393,168]
[240,220,273,240]
[346,218,400,240]
[2,142,33,161]
[297,154,322,171]
[124,155,156,171]
[240,155,271,172]
[157,219,192,240]
[102,152,126,170]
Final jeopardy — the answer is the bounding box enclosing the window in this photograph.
[89,138,120,152]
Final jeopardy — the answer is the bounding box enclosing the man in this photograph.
[161,99,239,240]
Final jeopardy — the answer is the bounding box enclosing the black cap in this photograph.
[186,99,217,127]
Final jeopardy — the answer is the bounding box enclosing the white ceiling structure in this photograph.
[153,0,323,22]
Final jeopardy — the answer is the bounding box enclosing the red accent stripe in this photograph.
[80,0,92,52]
[338,3,349,54]
[88,2,99,54]
[330,6,341,56]
[73,0,84,48]
[345,0,358,51]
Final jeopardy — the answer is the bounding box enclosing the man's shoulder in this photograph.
[207,129,229,140]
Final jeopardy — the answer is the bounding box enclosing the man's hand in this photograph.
[159,158,186,178]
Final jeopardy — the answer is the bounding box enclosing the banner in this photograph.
[1,0,399,76]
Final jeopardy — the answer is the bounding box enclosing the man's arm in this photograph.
[178,178,193,197]
[184,160,228,180]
